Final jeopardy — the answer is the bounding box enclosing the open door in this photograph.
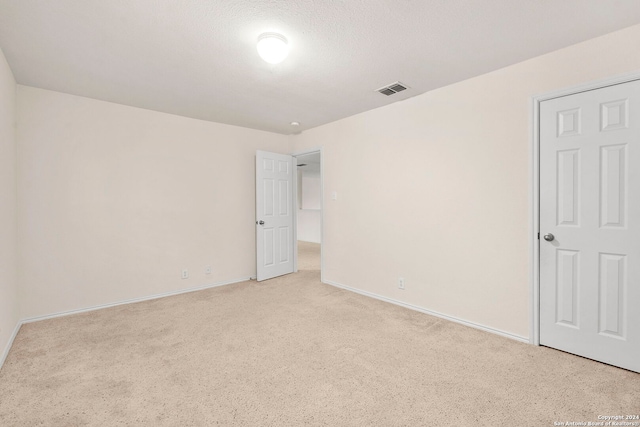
[256,150,295,281]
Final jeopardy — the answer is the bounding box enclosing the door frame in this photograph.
[292,147,324,282]
[529,70,640,346]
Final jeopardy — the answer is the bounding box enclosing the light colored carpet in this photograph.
[1,271,638,425]
[297,240,320,271]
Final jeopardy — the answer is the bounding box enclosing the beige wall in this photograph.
[10,23,640,337]
[0,47,19,361]
[292,24,640,339]
[17,86,291,319]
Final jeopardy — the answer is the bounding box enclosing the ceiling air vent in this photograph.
[376,81,409,96]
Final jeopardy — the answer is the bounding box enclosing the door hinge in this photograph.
[537,232,540,240]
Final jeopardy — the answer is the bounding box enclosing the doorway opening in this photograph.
[293,150,323,276]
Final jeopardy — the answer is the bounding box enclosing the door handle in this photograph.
[543,233,555,242]
[256,220,265,225]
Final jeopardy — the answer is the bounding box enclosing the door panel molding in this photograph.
[256,150,295,281]
[530,70,640,347]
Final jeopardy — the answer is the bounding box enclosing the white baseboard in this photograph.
[4,275,527,372]
[21,276,253,324]
[323,279,529,344]
[3,277,254,370]
[0,321,22,372]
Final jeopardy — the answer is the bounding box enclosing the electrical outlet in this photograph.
[398,277,405,290]
[181,269,189,279]
[205,266,212,275]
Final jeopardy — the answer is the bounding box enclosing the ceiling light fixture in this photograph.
[290,121,300,126]
[257,32,289,64]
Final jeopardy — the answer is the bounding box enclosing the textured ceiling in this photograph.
[1,1,639,134]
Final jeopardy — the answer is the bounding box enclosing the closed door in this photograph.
[540,79,640,372]
[255,150,294,281]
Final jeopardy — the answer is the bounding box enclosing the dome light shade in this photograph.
[257,33,289,64]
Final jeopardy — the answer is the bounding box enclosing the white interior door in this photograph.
[256,150,295,281]
[540,79,640,372]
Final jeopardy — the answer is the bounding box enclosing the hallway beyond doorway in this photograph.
[297,241,320,271]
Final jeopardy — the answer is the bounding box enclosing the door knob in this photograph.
[256,220,264,225]
[543,233,555,242]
